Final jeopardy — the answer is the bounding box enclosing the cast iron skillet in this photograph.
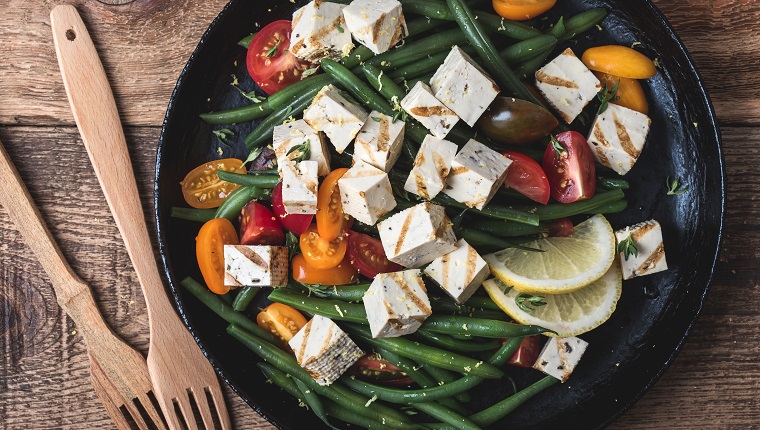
[155,1,725,428]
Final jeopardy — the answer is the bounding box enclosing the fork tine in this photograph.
[90,371,134,430]
[206,385,232,430]
[158,394,186,430]
[125,401,151,430]
[175,392,200,430]
[190,388,215,430]
[137,392,168,430]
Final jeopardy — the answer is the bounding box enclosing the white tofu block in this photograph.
[279,159,319,215]
[378,202,457,268]
[223,245,288,288]
[401,82,459,139]
[424,239,490,304]
[615,220,668,280]
[291,0,353,62]
[338,160,396,225]
[404,135,457,200]
[354,111,405,172]
[587,104,651,175]
[343,0,405,55]
[443,139,511,210]
[273,120,331,177]
[304,84,369,154]
[363,270,432,338]
[535,48,601,124]
[430,46,500,127]
[288,315,365,386]
[533,336,589,382]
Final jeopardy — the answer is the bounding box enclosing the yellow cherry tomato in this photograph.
[594,72,649,115]
[492,0,557,21]
[581,45,657,79]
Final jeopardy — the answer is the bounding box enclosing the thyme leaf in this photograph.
[617,230,638,261]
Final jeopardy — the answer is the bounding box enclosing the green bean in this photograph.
[292,378,333,429]
[414,330,500,354]
[583,199,628,215]
[180,277,279,345]
[432,193,540,226]
[366,28,468,70]
[216,170,279,188]
[199,101,273,125]
[421,365,471,403]
[467,219,542,238]
[406,73,435,91]
[297,282,370,302]
[170,207,217,223]
[321,59,395,115]
[268,74,333,109]
[548,17,566,38]
[423,315,551,338]
[257,362,301,398]
[515,45,553,79]
[598,177,631,190]
[512,189,626,221]
[428,300,509,321]
[323,400,388,429]
[214,186,266,220]
[498,34,557,64]
[560,8,607,42]
[270,288,367,322]
[414,402,482,430]
[389,50,455,81]
[459,228,542,253]
[232,286,259,312]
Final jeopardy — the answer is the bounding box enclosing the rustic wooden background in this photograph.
[0,0,758,429]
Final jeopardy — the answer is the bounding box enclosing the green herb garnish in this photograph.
[617,231,638,261]
[597,81,620,114]
[666,176,689,196]
[265,39,281,57]
[515,293,547,313]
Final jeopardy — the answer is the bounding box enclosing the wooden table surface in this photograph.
[1,0,758,429]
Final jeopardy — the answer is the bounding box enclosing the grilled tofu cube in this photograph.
[289,315,365,386]
[533,336,589,382]
[401,81,459,139]
[615,220,668,280]
[223,245,288,288]
[338,160,396,225]
[403,134,457,200]
[363,270,432,338]
[291,0,353,62]
[354,111,405,172]
[273,120,331,176]
[424,239,491,304]
[587,104,651,175]
[535,48,601,124]
[378,202,457,268]
[304,85,370,154]
[443,139,511,210]
[279,159,319,215]
[430,46,500,127]
[343,0,405,55]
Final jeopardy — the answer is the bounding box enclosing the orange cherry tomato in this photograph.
[581,45,657,79]
[317,168,349,241]
[594,72,649,115]
[292,254,359,285]
[300,225,347,270]
[181,158,246,209]
[196,218,239,294]
[256,303,308,350]
[492,0,557,21]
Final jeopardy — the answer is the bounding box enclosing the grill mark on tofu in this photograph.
[394,205,416,255]
[592,124,611,147]
[464,245,479,288]
[594,146,611,167]
[224,272,244,287]
[432,214,452,241]
[449,165,469,176]
[237,246,268,268]
[535,70,580,89]
[371,13,387,44]
[389,272,431,315]
[612,110,640,158]
[415,171,430,200]
[441,253,451,289]
[636,243,665,275]
[410,106,454,117]
[432,151,449,182]
[631,222,657,241]
[296,319,313,365]
[377,116,391,151]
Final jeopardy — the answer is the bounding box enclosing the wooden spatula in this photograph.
[50,5,232,429]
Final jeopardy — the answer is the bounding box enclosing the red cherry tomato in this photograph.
[246,20,315,95]
[346,231,402,278]
[507,336,541,368]
[349,353,414,386]
[542,131,596,203]
[272,182,313,235]
[239,201,285,245]
[544,218,574,237]
[502,151,550,205]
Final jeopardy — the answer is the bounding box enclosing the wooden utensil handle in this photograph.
[51,5,174,318]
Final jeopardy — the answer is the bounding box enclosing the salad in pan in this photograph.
[171,0,671,428]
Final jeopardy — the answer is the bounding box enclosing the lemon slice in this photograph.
[483,214,616,294]
[483,263,622,337]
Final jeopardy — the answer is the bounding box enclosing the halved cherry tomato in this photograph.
[542,132,596,204]
[300,225,347,270]
[272,182,313,235]
[594,72,649,115]
[506,336,541,368]
[196,218,239,294]
[239,201,285,245]
[346,231,402,278]
[256,303,307,350]
[581,45,657,79]
[291,254,359,285]
[492,0,557,21]
[180,158,245,209]
[543,218,574,238]
[502,151,550,205]
[317,168,350,241]
[246,20,314,95]
[349,353,414,386]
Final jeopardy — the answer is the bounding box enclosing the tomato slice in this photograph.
[256,303,308,350]
[349,353,414,386]
[181,158,246,209]
[196,218,239,294]
[292,254,359,285]
[246,20,315,95]
[492,0,557,21]
[300,225,347,270]
[502,151,550,205]
[272,182,313,235]
[239,201,285,245]
[543,218,574,238]
[317,168,350,241]
[542,132,596,204]
[506,336,541,368]
[346,231,402,278]
[581,45,657,79]
[594,72,649,115]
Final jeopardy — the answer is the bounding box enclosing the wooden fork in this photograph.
[0,140,166,430]
[50,5,232,430]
